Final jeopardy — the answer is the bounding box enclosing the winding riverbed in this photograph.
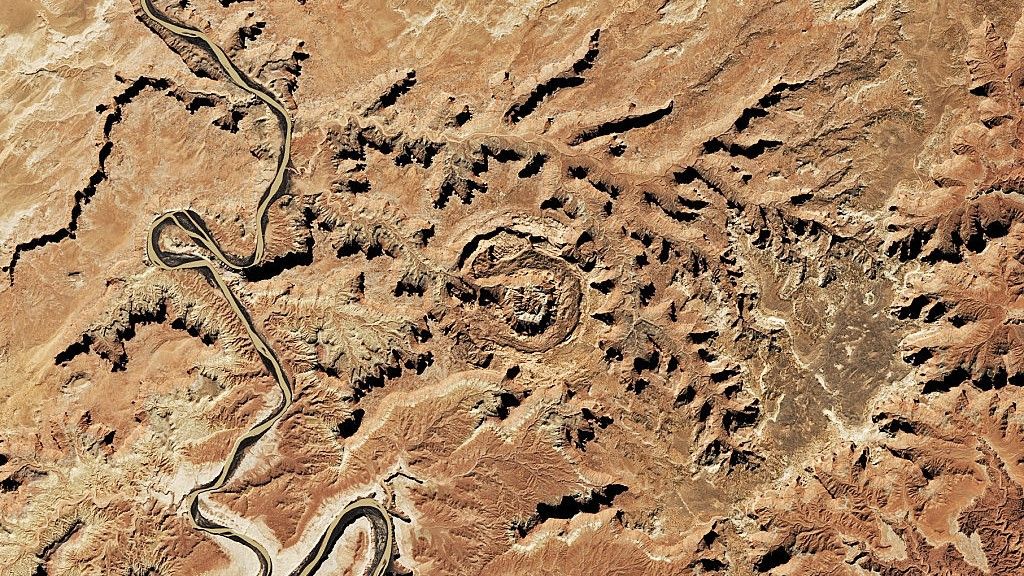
[139,1,394,574]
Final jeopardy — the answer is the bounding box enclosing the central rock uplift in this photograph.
[445,224,583,355]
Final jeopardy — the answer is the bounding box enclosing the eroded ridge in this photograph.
[138,1,394,575]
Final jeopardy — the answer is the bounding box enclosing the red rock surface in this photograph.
[3,1,1024,574]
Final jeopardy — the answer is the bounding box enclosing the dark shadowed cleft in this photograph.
[513,483,628,538]
[0,476,19,492]
[454,105,473,126]
[921,368,969,394]
[1,466,46,493]
[364,70,416,115]
[789,192,813,205]
[34,518,83,576]
[243,240,314,282]
[4,76,172,284]
[54,334,93,365]
[517,153,548,178]
[734,79,809,132]
[754,546,792,572]
[238,21,265,48]
[504,30,601,123]
[336,409,365,438]
[569,100,673,145]
[703,138,783,159]
[873,412,918,436]
[494,392,521,419]
[536,484,628,519]
[692,558,728,572]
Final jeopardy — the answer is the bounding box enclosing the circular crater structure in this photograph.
[447,229,582,353]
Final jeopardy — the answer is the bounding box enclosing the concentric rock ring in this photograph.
[446,227,582,353]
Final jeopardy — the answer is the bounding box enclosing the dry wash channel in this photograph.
[138,1,395,575]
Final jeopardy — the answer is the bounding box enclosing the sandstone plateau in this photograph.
[3,0,1024,575]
